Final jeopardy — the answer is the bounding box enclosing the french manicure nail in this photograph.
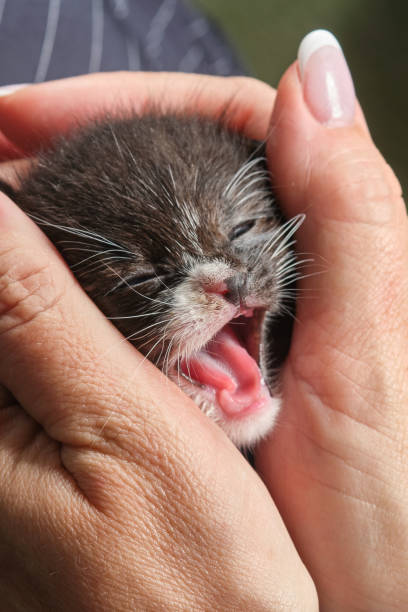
[298,30,355,127]
[0,83,28,97]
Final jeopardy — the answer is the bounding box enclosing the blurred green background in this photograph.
[194,0,407,197]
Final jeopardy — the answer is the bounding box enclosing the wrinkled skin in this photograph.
[0,69,406,611]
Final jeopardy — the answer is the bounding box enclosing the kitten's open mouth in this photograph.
[179,308,273,420]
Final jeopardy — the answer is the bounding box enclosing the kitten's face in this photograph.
[97,202,302,448]
[17,115,303,447]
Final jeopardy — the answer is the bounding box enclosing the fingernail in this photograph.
[0,83,28,97]
[298,30,355,127]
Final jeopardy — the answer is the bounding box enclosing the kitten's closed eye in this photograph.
[127,272,160,287]
[229,219,256,240]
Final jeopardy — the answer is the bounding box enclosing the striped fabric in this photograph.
[0,0,245,85]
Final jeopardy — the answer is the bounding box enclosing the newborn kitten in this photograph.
[2,114,304,447]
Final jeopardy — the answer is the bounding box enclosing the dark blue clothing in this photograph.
[0,0,245,85]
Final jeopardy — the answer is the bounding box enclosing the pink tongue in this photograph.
[181,326,265,417]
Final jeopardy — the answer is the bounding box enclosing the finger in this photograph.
[0,132,24,161]
[0,84,30,159]
[0,190,208,450]
[0,158,32,187]
[0,192,320,606]
[0,72,276,154]
[265,36,408,427]
[256,31,408,609]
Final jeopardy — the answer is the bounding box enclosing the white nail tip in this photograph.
[298,30,342,77]
[0,83,29,97]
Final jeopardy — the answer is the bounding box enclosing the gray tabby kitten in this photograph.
[2,114,305,447]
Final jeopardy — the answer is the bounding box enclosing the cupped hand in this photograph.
[257,44,408,610]
[0,41,407,611]
[0,74,317,611]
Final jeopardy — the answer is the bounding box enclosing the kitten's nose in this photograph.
[202,274,247,306]
[203,280,229,296]
[225,274,247,306]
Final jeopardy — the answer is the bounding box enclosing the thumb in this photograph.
[257,31,408,610]
[268,29,404,266]
[267,30,407,355]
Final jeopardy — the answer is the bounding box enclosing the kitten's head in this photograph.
[17,115,304,447]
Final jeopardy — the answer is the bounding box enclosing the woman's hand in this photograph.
[0,74,317,611]
[257,36,408,611]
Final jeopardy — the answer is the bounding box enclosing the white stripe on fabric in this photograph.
[111,0,129,19]
[212,57,231,76]
[34,0,61,82]
[189,17,209,40]
[178,47,204,73]
[89,0,104,73]
[146,0,177,62]
[0,0,7,26]
[177,17,210,73]
[126,38,141,71]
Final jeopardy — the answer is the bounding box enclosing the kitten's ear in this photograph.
[0,179,16,200]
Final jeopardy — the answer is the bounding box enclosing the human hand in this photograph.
[256,31,408,611]
[0,28,407,610]
[0,74,317,611]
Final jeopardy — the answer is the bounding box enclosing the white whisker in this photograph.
[223,156,267,198]
[275,257,315,278]
[105,265,173,307]
[71,248,132,269]
[107,311,163,320]
[29,213,124,250]
[75,256,131,278]
[124,318,173,343]
[276,269,324,288]
[230,171,268,203]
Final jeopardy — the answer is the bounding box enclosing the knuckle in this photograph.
[223,76,275,139]
[227,75,274,93]
[0,245,66,336]
[63,393,205,514]
[313,143,404,225]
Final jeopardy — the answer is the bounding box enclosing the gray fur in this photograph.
[7,114,301,446]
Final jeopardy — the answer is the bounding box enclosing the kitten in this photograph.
[1,114,305,447]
